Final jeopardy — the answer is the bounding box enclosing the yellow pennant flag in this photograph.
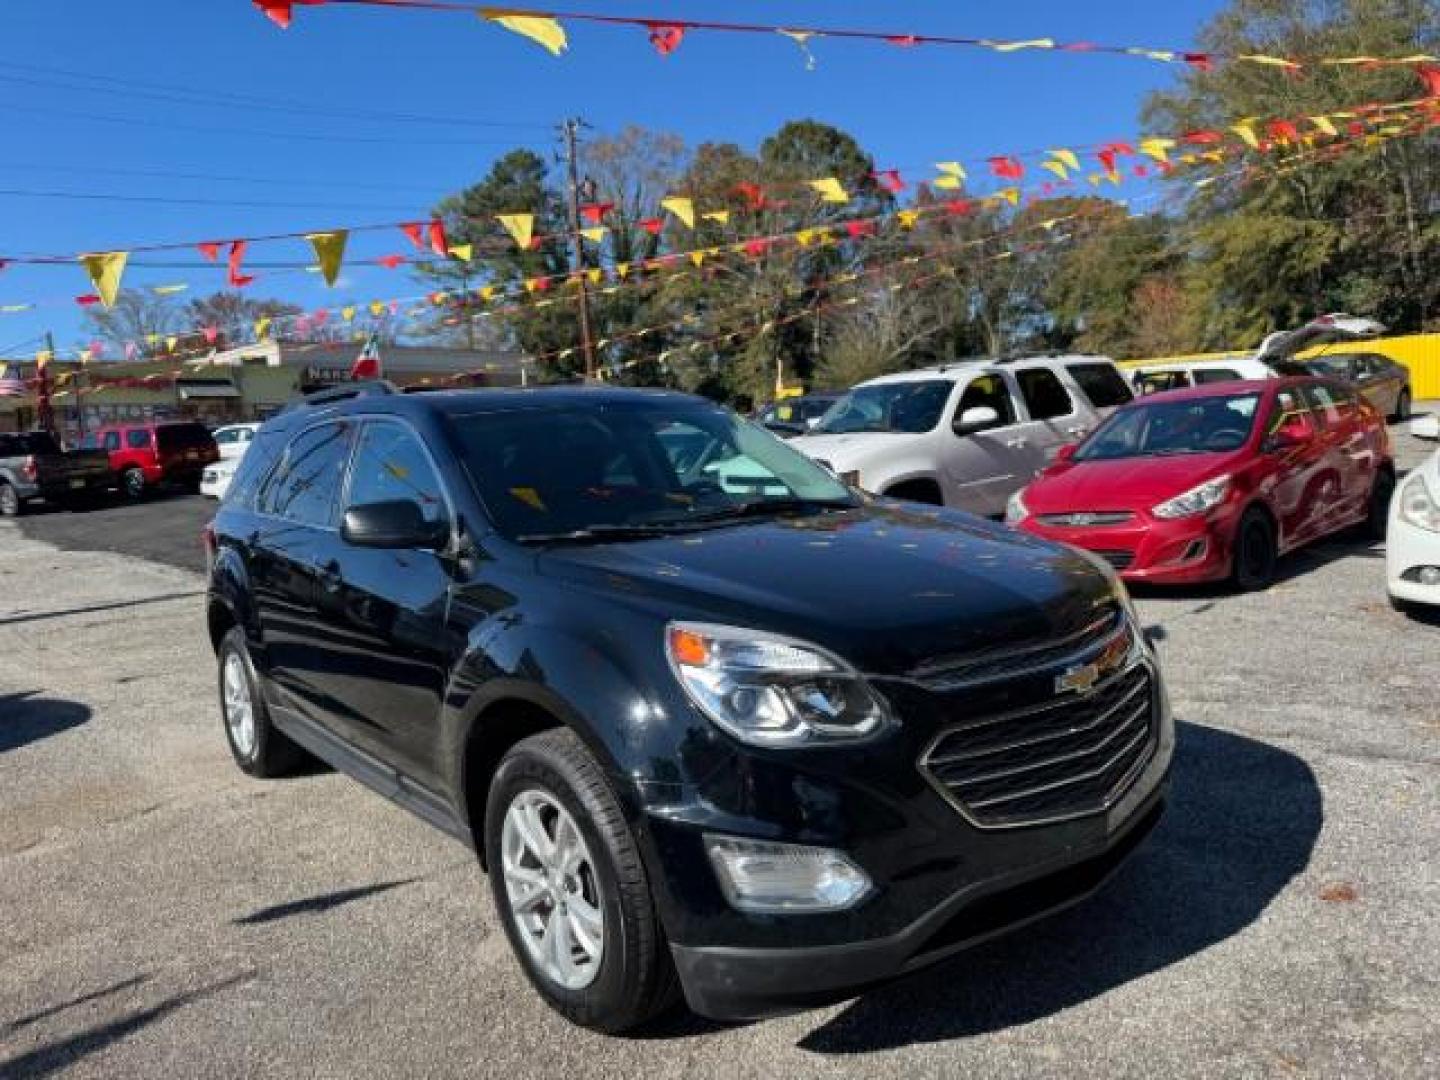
[689,250,707,268]
[587,268,603,285]
[809,177,850,203]
[579,226,607,244]
[1139,138,1176,162]
[1047,149,1080,172]
[369,301,386,317]
[254,318,271,340]
[449,244,474,262]
[79,251,128,308]
[616,262,631,279]
[896,210,921,230]
[990,38,1056,52]
[496,213,534,250]
[1231,122,1261,149]
[1087,173,1104,188]
[1239,54,1301,70]
[932,175,963,191]
[480,286,498,301]
[1041,160,1069,180]
[1126,48,1176,62]
[165,336,179,353]
[1310,115,1338,137]
[35,348,52,369]
[936,161,967,179]
[661,196,695,228]
[524,277,543,294]
[306,231,348,286]
[480,10,568,56]
[152,284,188,296]
[998,187,1021,206]
[342,305,357,322]
[701,210,730,225]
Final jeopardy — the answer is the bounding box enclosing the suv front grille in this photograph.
[920,663,1156,828]
[912,606,1123,693]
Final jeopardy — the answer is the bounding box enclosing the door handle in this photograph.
[1065,426,1089,438]
[317,559,342,593]
[1005,438,1028,449]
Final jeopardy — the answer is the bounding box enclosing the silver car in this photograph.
[1281,353,1412,421]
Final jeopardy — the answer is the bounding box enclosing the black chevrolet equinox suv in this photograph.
[205,382,1173,1032]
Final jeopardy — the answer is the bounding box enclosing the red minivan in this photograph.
[1008,378,1394,590]
[85,420,220,499]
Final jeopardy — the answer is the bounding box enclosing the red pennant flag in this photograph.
[427,219,448,257]
[887,35,921,48]
[76,294,101,306]
[377,254,406,269]
[313,309,329,327]
[1182,130,1224,145]
[944,199,973,216]
[743,238,771,258]
[987,156,1025,180]
[734,182,766,209]
[872,169,905,193]
[198,242,220,262]
[253,0,324,29]
[645,23,686,56]
[1268,120,1301,143]
[579,202,614,224]
[401,222,425,249]
[203,326,219,345]
[1061,41,1098,52]
[640,217,664,235]
[844,220,876,238]
[227,240,250,287]
[1133,164,1150,177]
[1184,52,1214,71]
[1417,65,1440,98]
[1157,161,1174,174]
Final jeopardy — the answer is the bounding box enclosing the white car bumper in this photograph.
[200,465,235,500]
[1387,502,1440,606]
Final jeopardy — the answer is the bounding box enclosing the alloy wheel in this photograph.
[124,469,145,499]
[222,652,257,759]
[501,789,605,991]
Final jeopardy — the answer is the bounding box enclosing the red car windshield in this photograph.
[1077,393,1262,461]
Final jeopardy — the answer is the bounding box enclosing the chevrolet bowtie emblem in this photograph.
[1056,661,1102,695]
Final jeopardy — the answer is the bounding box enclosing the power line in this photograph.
[0,160,452,197]
[0,187,427,212]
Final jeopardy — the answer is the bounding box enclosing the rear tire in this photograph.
[121,467,146,501]
[1360,470,1394,543]
[485,729,680,1033]
[1231,508,1277,592]
[217,626,304,778]
[0,481,22,517]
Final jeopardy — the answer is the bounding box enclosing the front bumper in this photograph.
[1020,510,1236,585]
[670,785,1166,1020]
[1386,511,1440,606]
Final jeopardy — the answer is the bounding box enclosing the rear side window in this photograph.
[1016,368,1075,420]
[257,421,354,526]
[156,423,214,452]
[103,432,121,451]
[1065,363,1133,408]
[126,429,151,450]
[225,429,286,508]
[1193,368,1241,385]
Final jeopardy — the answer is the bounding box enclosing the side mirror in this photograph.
[955,405,1002,437]
[341,499,448,550]
[1054,442,1078,464]
[1263,428,1305,454]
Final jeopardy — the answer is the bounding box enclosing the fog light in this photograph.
[704,835,871,913]
[1422,567,1440,587]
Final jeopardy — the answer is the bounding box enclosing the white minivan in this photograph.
[790,355,1133,517]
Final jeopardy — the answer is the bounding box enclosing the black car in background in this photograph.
[755,391,842,437]
[205,384,1172,1031]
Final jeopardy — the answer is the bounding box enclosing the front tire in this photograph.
[485,729,679,1033]
[1360,471,1394,543]
[0,481,22,517]
[1231,507,1277,592]
[217,626,303,778]
[121,466,147,501]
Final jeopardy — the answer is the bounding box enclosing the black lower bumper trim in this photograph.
[670,790,1165,1021]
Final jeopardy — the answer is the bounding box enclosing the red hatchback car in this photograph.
[84,420,220,499]
[1008,378,1394,590]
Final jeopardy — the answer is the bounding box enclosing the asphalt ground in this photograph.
[1,422,1437,1078]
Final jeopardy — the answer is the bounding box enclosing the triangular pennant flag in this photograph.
[579,202,613,224]
[616,262,631,279]
[1041,160,1069,180]
[933,175,963,191]
[227,240,251,287]
[401,222,425,249]
[479,286,498,302]
[377,254,406,269]
[660,197,695,228]
[305,231,348,286]
[496,213,535,249]
[936,161,967,179]
[253,1,300,29]
[1048,149,1080,172]
[152,284,188,296]
[481,10,568,56]
[427,219,448,257]
[580,227,607,244]
[342,305,357,322]
[369,301,386,317]
[165,336,179,353]
[990,38,1056,52]
[701,210,730,225]
[809,177,850,203]
[1231,122,1261,149]
[1310,115,1339,137]
[1139,138,1176,162]
[689,250,707,268]
[203,326,219,345]
[645,22,685,56]
[896,210,921,229]
[1417,65,1440,97]
[998,187,1021,206]
[78,251,128,308]
[586,268,603,285]
[987,156,1025,180]
[1239,54,1302,71]
[873,169,905,193]
[198,242,220,262]
[255,317,272,339]
[777,29,818,70]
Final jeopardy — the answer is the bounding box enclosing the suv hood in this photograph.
[537,502,1117,676]
[1028,453,1238,514]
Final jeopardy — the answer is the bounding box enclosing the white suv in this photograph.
[790,356,1133,517]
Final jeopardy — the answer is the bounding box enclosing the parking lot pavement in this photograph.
[2,426,1438,1079]
[11,491,215,576]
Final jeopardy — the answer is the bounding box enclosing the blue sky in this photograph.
[0,0,1226,356]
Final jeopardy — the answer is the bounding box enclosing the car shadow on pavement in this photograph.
[0,692,91,754]
[796,720,1322,1055]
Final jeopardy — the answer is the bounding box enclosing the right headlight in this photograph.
[1005,488,1028,524]
[1398,473,1440,532]
[1152,475,1230,520]
[665,622,893,747]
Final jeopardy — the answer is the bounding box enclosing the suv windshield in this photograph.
[812,380,952,434]
[1076,392,1262,461]
[448,398,855,542]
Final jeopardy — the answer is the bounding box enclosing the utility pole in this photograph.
[39,331,58,440]
[560,117,597,380]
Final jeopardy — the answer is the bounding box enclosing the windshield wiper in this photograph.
[683,497,855,523]
[516,523,699,545]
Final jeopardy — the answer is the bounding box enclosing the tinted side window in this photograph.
[1016,368,1075,420]
[258,422,353,526]
[956,374,1017,426]
[102,432,121,451]
[347,423,448,527]
[1065,363,1133,408]
[1193,368,1241,385]
[226,430,286,508]
[126,429,151,450]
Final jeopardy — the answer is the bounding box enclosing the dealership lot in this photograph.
[3,433,1439,1078]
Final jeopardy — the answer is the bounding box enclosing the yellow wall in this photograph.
[1125,332,1440,399]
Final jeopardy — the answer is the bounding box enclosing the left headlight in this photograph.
[1398,473,1440,532]
[666,622,893,747]
[1004,488,1028,524]
[1152,475,1230,520]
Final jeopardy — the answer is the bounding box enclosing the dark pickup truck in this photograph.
[0,431,113,515]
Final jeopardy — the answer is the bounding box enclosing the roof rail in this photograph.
[281,380,398,413]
